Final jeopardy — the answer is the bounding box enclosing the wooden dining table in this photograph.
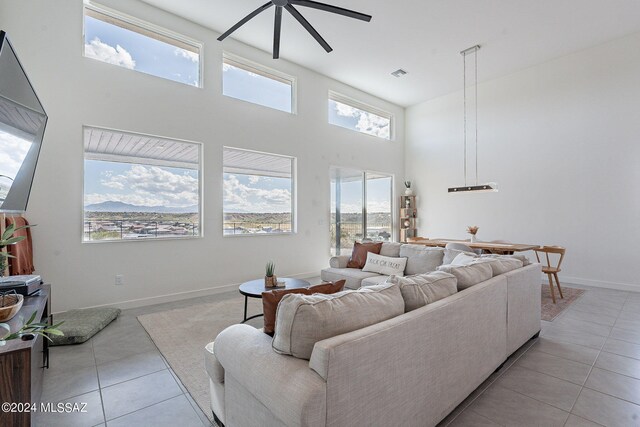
[408,238,540,253]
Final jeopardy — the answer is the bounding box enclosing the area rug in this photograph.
[541,284,585,321]
[137,295,263,422]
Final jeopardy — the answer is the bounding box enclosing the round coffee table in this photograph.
[239,277,311,323]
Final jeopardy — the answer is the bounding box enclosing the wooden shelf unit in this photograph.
[399,195,417,243]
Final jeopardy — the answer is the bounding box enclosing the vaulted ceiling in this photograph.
[140,0,640,106]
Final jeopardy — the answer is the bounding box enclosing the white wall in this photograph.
[406,32,640,291]
[0,0,405,311]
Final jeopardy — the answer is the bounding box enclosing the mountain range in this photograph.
[85,201,198,213]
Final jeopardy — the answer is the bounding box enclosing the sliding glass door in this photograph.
[330,167,393,256]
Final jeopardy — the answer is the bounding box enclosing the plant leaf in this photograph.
[26,310,38,325]
[1,223,15,240]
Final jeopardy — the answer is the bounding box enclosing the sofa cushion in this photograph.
[380,242,402,257]
[321,268,380,290]
[443,248,478,265]
[480,257,524,276]
[451,252,479,266]
[388,271,458,312]
[272,283,404,360]
[399,245,445,275]
[437,262,493,291]
[481,253,531,266]
[362,252,407,276]
[347,242,383,269]
[262,280,346,336]
[361,275,390,287]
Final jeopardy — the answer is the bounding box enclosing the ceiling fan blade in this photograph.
[217,1,274,41]
[289,0,371,22]
[284,4,333,53]
[273,6,283,59]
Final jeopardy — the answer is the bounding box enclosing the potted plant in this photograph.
[265,261,277,288]
[0,222,33,277]
[0,309,64,346]
[466,226,479,243]
[404,181,413,196]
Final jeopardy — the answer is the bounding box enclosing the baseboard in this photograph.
[547,274,640,293]
[57,271,320,314]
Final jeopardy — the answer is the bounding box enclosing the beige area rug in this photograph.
[541,284,585,321]
[137,295,263,421]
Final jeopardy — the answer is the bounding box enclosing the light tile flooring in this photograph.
[36,284,640,427]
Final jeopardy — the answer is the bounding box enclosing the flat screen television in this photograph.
[0,30,47,213]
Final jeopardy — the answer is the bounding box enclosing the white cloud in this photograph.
[84,38,136,70]
[0,130,32,179]
[248,176,260,184]
[87,164,199,207]
[223,174,291,213]
[334,102,390,139]
[174,48,198,63]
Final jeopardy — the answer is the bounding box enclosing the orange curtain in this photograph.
[5,216,35,276]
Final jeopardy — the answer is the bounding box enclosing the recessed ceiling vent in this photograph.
[391,69,408,78]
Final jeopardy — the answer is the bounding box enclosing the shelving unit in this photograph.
[399,195,417,243]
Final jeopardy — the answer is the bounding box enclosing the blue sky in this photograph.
[331,174,392,214]
[223,173,292,213]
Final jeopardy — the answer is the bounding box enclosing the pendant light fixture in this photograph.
[448,45,498,194]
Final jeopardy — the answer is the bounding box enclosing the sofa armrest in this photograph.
[329,255,350,268]
[214,324,327,426]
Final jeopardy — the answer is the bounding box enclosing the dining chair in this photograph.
[534,246,566,304]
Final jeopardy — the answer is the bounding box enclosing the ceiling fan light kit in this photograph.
[448,44,499,194]
[217,0,372,59]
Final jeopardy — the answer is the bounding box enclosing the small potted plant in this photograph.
[404,181,413,196]
[466,226,479,243]
[0,222,34,277]
[265,261,277,288]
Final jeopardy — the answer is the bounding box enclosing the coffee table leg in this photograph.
[243,295,248,323]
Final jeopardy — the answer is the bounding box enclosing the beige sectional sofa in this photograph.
[204,243,542,427]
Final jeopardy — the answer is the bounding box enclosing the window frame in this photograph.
[82,1,204,88]
[328,91,394,141]
[222,146,297,237]
[82,125,204,244]
[222,52,297,114]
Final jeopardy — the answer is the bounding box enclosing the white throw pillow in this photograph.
[272,283,404,360]
[437,262,493,291]
[451,252,479,266]
[362,252,407,277]
[443,248,477,265]
[388,271,458,312]
[481,253,531,266]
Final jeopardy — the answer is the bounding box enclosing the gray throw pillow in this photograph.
[443,248,478,265]
[388,271,457,312]
[437,262,493,291]
[399,245,444,275]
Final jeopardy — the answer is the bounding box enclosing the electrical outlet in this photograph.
[115,274,124,285]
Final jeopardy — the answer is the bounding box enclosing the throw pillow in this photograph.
[388,271,457,312]
[399,245,444,275]
[347,242,383,268]
[451,252,479,266]
[362,252,407,276]
[262,280,345,336]
[437,262,493,291]
[272,282,404,360]
[443,248,478,265]
[479,257,523,276]
[481,253,531,266]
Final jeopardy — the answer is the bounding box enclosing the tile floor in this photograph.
[35,283,640,427]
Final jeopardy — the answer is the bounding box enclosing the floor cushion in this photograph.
[50,307,121,345]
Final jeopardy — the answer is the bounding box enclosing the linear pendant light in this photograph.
[448,45,498,194]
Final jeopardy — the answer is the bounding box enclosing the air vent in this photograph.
[391,69,408,78]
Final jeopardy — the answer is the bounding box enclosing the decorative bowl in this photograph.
[0,294,23,322]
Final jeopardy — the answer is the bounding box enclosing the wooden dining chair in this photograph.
[535,246,566,304]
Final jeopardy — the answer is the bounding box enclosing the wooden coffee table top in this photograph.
[239,277,311,298]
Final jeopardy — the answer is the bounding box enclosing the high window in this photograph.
[83,127,202,242]
[222,53,295,113]
[83,3,201,87]
[328,91,392,140]
[223,147,295,235]
[330,167,393,255]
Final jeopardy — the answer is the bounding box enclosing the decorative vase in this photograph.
[470,234,477,243]
[265,275,277,288]
[404,188,413,196]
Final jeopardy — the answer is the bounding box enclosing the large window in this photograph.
[223,53,295,113]
[83,127,202,242]
[83,3,201,87]
[223,147,295,235]
[330,168,393,255]
[328,91,392,140]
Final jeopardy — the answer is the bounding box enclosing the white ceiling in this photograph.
[140,0,640,107]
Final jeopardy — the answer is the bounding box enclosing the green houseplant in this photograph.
[0,309,64,346]
[0,222,33,277]
[265,261,277,288]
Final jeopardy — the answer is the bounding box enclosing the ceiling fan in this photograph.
[217,0,372,59]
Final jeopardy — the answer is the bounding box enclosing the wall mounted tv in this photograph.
[0,30,47,213]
